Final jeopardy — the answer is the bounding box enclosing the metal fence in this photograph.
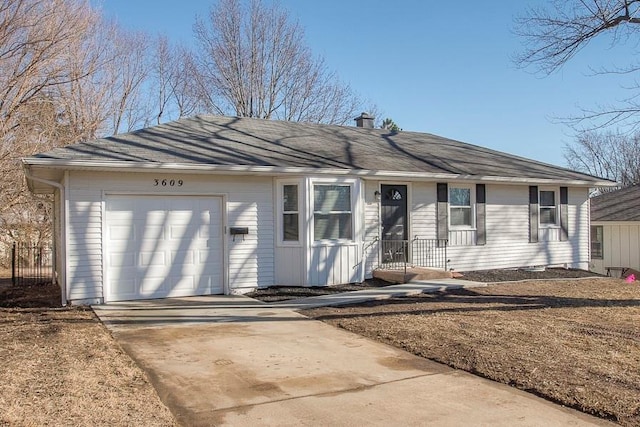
[379,238,448,272]
[12,243,54,286]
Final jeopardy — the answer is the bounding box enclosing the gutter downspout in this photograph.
[23,168,67,307]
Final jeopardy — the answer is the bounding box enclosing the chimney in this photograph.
[354,112,374,128]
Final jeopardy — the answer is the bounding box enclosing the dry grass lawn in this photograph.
[0,281,177,426]
[303,278,640,426]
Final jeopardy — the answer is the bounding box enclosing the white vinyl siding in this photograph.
[62,170,591,302]
[65,171,274,302]
[308,243,360,285]
[590,222,640,275]
[67,188,103,302]
[363,180,381,278]
[226,191,274,291]
[410,182,437,240]
[444,185,589,271]
[362,182,589,272]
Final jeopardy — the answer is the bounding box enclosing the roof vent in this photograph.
[354,112,374,128]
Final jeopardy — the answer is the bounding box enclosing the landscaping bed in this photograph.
[302,278,640,426]
[247,268,603,302]
[245,277,394,302]
[0,279,177,426]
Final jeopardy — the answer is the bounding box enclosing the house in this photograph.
[22,114,614,304]
[590,185,640,277]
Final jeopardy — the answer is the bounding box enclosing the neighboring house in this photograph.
[590,185,640,276]
[22,114,613,304]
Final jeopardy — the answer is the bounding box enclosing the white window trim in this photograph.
[276,179,302,247]
[590,225,604,259]
[310,179,357,244]
[449,185,476,230]
[539,187,560,229]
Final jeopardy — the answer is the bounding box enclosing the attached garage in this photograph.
[105,195,224,302]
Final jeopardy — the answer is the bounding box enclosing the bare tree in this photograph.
[151,37,201,122]
[103,27,153,134]
[0,0,107,247]
[192,0,361,125]
[564,130,640,187]
[514,0,640,129]
[170,45,202,118]
[515,0,640,74]
[0,0,99,146]
[0,0,157,248]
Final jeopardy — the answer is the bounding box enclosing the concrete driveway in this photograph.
[94,294,613,427]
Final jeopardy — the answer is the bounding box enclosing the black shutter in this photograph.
[476,184,486,245]
[529,186,538,243]
[437,183,448,240]
[560,187,568,241]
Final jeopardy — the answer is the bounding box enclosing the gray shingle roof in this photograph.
[591,185,640,221]
[26,115,609,183]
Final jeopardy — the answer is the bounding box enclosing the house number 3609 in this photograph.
[154,179,183,187]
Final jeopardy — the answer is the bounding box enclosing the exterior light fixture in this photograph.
[374,190,381,201]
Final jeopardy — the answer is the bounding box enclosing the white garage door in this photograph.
[105,195,224,302]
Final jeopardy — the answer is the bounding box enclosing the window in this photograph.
[449,187,473,227]
[591,225,603,259]
[282,184,299,241]
[313,184,352,240]
[539,190,557,225]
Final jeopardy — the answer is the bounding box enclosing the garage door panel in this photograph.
[198,250,216,263]
[109,252,135,267]
[139,225,165,240]
[171,250,195,265]
[106,195,224,302]
[109,224,135,240]
[172,276,196,291]
[139,251,167,266]
[169,224,195,239]
[113,277,136,295]
[107,198,137,212]
[199,225,221,239]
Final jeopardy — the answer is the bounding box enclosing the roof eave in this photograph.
[22,158,616,187]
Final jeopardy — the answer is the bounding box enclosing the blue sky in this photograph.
[95,0,631,167]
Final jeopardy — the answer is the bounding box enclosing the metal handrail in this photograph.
[377,237,448,272]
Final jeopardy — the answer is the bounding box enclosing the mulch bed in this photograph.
[245,277,394,302]
[246,268,603,302]
[458,267,604,282]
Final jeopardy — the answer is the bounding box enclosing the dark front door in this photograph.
[380,185,408,263]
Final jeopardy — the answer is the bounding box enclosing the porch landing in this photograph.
[373,267,453,284]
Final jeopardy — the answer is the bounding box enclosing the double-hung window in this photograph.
[282,184,299,242]
[313,184,352,240]
[591,225,604,259]
[539,189,558,226]
[449,186,473,228]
